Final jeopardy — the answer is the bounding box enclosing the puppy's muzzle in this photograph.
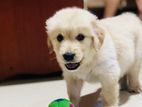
[63,52,81,70]
[63,52,75,62]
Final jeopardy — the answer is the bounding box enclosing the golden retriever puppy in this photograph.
[46,7,142,107]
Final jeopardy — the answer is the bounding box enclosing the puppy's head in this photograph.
[46,7,104,72]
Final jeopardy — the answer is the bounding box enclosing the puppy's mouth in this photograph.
[65,62,80,70]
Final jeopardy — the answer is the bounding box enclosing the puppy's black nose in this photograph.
[63,52,75,61]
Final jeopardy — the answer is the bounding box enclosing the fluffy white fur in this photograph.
[46,7,142,107]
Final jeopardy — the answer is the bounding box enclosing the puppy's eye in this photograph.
[76,34,85,41]
[57,34,64,42]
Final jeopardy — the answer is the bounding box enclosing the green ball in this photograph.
[48,98,74,107]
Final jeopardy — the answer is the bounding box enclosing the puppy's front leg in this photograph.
[64,75,83,107]
[101,77,119,107]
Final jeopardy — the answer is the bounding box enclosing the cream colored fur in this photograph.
[46,7,142,107]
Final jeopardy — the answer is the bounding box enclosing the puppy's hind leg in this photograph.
[127,61,142,93]
[128,28,142,93]
[64,75,83,107]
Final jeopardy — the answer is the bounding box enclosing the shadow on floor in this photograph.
[80,89,138,107]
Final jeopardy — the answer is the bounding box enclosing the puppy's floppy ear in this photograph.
[45,19,54,53]
[47,36,53,53]
[92,21,105,51]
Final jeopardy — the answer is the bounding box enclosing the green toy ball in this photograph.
[48,98,74,107]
